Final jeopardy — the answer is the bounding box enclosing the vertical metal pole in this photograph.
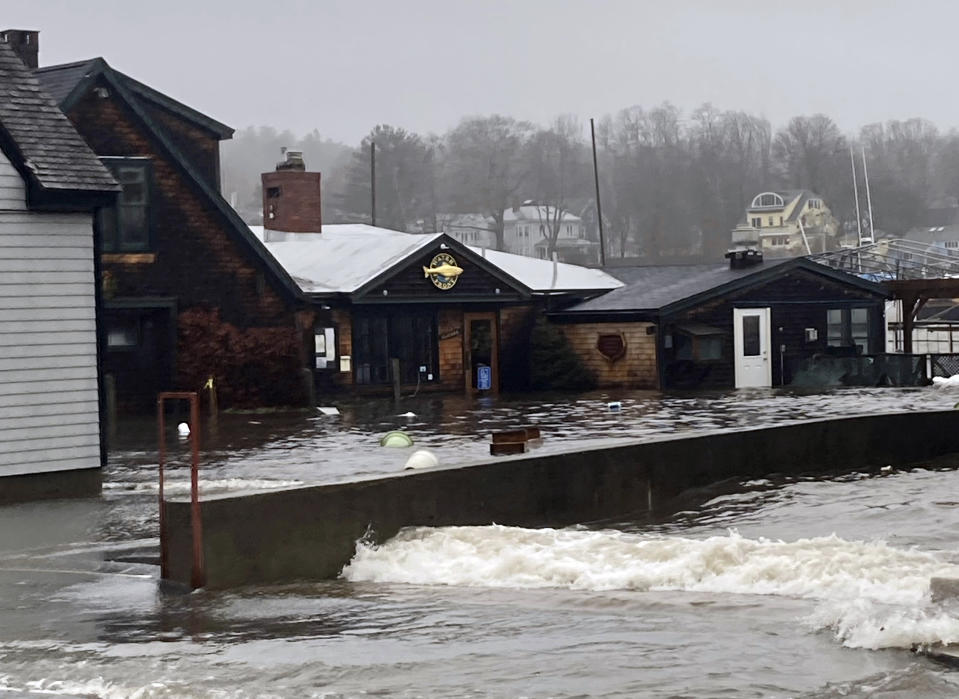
[590,118,607,267]
[370,141,376,227]
[862,148,875,241]
[850,147,863,245]
[189,395,205,589]
[391,357,401,403]
[157,397,167,579]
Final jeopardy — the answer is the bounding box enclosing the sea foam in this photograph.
[342,525,959,649]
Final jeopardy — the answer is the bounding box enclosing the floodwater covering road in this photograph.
[3,386,959,697]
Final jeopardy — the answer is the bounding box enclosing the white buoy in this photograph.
[398,411,417,418]
[404,449,438,470]
[317,406,340,415]
[607,401,622,412]
[177,422,190,437]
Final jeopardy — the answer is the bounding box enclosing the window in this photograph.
[827,307,871,353]
[751,192,784,209]
[353,311,437,385]
[314,327,336,369]
[106,319,138,349]
[779,216,783,226]
[742,315,760,356]
[751,217,762,228]
[98,158,152,252]
[768,216,774,226]
[946,241,959,249]
[674,325,724,362]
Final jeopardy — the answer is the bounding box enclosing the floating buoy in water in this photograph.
[177,422,190,437]
[397,411,417,418]
[380,430,413,448]
[607,401,622,412]
[404,449,438,470]
[317,406,340,416]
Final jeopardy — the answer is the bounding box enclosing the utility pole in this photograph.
[370,141,377,227]
[590,118,607,267]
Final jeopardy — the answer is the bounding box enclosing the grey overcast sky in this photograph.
[8,0,958,144]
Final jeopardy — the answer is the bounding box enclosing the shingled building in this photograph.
[25,31,317,411]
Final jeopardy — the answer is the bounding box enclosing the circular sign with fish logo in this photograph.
[423,252,463,290]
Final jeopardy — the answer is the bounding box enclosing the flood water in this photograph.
[4,386,959,697]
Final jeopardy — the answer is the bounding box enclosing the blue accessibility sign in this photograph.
[477,365,491,391]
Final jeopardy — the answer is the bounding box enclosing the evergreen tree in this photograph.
[528,318,597,391]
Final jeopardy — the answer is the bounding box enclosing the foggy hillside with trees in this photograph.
[222,105,959,262]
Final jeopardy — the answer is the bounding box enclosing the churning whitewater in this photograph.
[342,525,959,650]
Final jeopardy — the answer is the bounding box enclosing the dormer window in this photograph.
[751,192,784,209]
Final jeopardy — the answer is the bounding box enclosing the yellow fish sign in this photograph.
[424,252,463,290]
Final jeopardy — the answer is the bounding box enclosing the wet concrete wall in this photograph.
[0,468,101,505]
[163,409,959,589]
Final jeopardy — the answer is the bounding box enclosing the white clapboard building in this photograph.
[0,33,118,501]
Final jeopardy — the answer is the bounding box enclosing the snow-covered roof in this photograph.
[249,224,622,295]
[250,224,441,293]
[503,205,581,223]
[469,246,622,292]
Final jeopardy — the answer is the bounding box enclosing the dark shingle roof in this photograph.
[33,58,97,104]
[563,256,886,316]
[576,260,794,313]
[0,44,116,193]
[36,60,234,140]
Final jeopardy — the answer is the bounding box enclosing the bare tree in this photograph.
[526,116,588,259]
[442,115,533,249]
[773,114,846,194]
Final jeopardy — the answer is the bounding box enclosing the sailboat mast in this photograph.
[861,147,875,242]
[850,147,863,245]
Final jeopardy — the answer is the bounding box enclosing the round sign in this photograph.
[424,252,462,290]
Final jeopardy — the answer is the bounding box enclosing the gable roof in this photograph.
[504,205,581,223]
[250,225,623,297]
[34,56,302,303]
[0,44,117,199]
[36,59,234,139]
[251,225,443,294]
[559,257,888,317]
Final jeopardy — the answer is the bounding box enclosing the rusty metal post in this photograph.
[157,391,205,589]
[189,394,205,589]
[157,396,168,579]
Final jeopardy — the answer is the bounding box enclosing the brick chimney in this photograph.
[261,149,322,237]
[0,29,39,70]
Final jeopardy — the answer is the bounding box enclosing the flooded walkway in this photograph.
[4,385,959,697]
[109,385,959,500]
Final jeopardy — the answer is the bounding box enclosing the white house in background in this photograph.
[503,203,600,265]
[743,190,839,257]
[436,213,497,248]
[0,33,118,501]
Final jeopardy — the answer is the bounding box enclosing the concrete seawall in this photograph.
[163,409,959,589]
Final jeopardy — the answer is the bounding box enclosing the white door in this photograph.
[733,308,772,388]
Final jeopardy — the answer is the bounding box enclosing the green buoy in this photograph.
[380,430,414,448]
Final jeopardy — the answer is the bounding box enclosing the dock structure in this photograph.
[162,410,959,590]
